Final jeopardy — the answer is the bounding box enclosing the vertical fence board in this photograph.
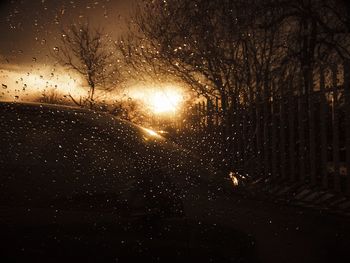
[263,87,271,178]
[320,67,328,189]
[232,97,238,165]
[249,94,256,161]
[256,90,263,176]
[344,60,350,195]
[242,97,248,169]
[237,101,244,167]
[280,88,287,180]
[332,65,341,192]
[288,82,296,182]
[207,99,213,129]
[201,101,206,129]
[196,103,201,130]
[309,71,317,185]
[271,90,278,178]
[298,77,306,182]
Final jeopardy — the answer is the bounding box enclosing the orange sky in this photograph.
[0,63,86,102]
[0,62,188,117]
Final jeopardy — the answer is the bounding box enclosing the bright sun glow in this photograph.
[149,90,182,114]
[128,86,184,115]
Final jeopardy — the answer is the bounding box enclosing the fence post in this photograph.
[344,59,350,195]
[242,92,248,170]
[248,90,257,175]
[207,98,213,129]
[308,68,317,185]
[195,103,200,131]
[215,97,219,126]
[263,84,271,178]
[320,66,328,189]
[298,76,306,182]
[332,65,341,192]
[288,79,296,182]
[271,82,278,178]
[280,84,287,180]
[235,97,244,167]
[256,87,264,177]
[201,101,206,129]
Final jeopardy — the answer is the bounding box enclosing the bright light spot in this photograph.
[142,127,159,137]
[150,90,182,114]
[141,127,164,141]
[128,86,184,116]
[229,171,239,186]
[157,130,168,135]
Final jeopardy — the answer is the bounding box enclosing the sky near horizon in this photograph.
[0,0,187,115]
[0,0,135,101]
[0,0,134,64]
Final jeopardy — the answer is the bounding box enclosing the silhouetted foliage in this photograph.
[117,0,350,183]
[54,23,119,108]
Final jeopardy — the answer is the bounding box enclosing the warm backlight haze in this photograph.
[149,90,182,114]
[129,86,184,116]
[0,64,86,101]
[1,65,186,118]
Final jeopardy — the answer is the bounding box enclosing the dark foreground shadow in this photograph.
[0,217,258,263]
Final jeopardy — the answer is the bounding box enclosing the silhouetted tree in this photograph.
[54,22,119,108]
[119,0,350,173]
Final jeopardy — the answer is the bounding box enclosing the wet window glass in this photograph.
[1,1,350,262]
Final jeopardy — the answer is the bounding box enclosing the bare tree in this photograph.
[54,22,118,108]
[120,1,245,125]
[118,0,350,173]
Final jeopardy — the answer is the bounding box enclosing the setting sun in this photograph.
[128,86,184,116]
[150,90,182,114]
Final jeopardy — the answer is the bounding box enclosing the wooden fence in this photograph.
[176,61,350,195]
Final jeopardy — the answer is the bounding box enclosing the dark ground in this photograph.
[1,188,349,263]
[168,132,350,262]
[206,191,350,263]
